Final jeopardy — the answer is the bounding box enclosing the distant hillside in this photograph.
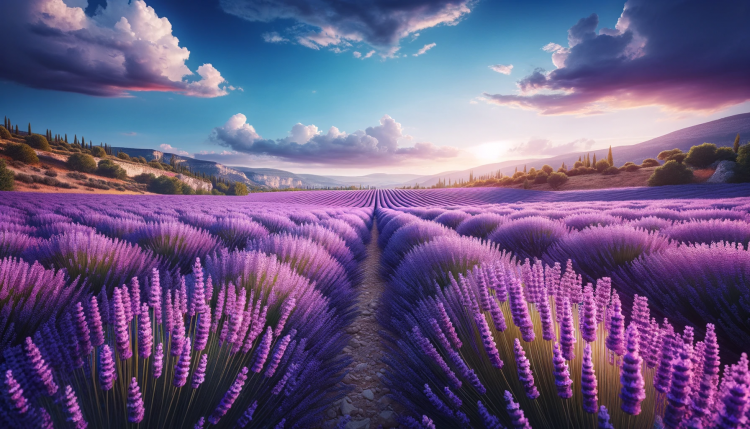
[407,112,750,187]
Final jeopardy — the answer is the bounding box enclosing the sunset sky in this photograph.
[1,0,748,176]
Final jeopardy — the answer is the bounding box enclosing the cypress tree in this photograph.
[15,125,18,134]
[65,134,68,143]
[592,153,597,165]
[734,133,741,154]
[523,165,527,173]
[607,146,614,165]
[28,123,31,136]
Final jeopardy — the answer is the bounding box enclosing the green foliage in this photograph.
[684,143,718,168]
[641,158,660,167]
[0,159,14,191]
[211,189,225,196]
[67,153,97,173]
[648,160,694,186]
[181,184,195,195]
[573,161,584,168]
[116,152,131,160]
[148,175,183,194]
[230,182,249,196]
[148,161,163,170]
[733,145,750,183]
[534,172,548,184]
[91,146,107,158]
[0,126,11,140]
[547,172,568,190]
[522,178,531,189]
[669,153,687,163]
[136,156,148,164]
[24,134,51,151]
[6,143,39,164]
[134,173,156,184]
[215,182,230,193]
[594,159,610,172]
[657,148,682,161]
[715,147,738,162]
[541,165,553,174]
[623,163,641,172]
[602,166,620,175]
[96,159,127,180]
[734,133,741,154]
[14,173,33,184]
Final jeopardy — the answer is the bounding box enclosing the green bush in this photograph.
[0,126,11,140]
[6,143,39,164]
[15,173,33,184]
[215,182,230,193]
[733,145,750,183]
[24,134,51,151]
[66,171,88,180]
[657,148,683,161]
[148,161,163,170]
[211,189,225,196]
[684,143,718,168]
[641,158,660,167]
[547,172,569,190]
[715,147,738,162]
[230,182,249,196]
[134,173,156,184]
[96,159,127,180]
[595,159,611,172]
[541,165,554,174]
[669,153,687,163]
[44,170,58,177]
[602,166,620,175]
[136,156,148,164]
[623,163,641,172]
[91,146,107,158]
[181,184,195,195]
[148,175,182,194]
[648,160,694,186]
[67,153,97,173]
[0,159,14,191]
[534,172,549,184]
[116,152,131,160]
[573,161,584,168]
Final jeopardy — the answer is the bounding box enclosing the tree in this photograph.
[0,126,10,140]
[592,153,597,166]
[648,160,694,186]
[67,153,97,173]
[547,172,569,190]
[148,176,183,194]
[5,143,39,164]
[684,143,718,168]
[595,159,610,173]
[230,182,248,196]
[0,159,14,191]
[657,148,682,161]
[607,146,614,166]
[96,159,127,180]
[541,165,553,174]
[734,133,741,154]
[715,147,737,162]
[117,151,131,160]
[27,123,31,136]
[91,146,107,158]
[24,134,51,151]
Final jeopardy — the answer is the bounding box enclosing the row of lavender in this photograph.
[0,192,373,428]
[375,205,750,428]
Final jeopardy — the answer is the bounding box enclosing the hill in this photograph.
[405,112,750,187]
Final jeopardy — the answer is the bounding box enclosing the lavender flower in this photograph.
[475,312,503,369]
[560,298,576,360]
[437,302,462,349]
[252,326,273,373]
[138,303,153,359]
[24,337,57,396]
[152,343,164,379]
[99,345,116,391]
[477,400,503,429]
[443,386,462,409]
[553,341,573,399]
[508,277,535,342]
[265,332,294,377]
[63,385,87,429]
[192,354,208,388]
[127,377,145,423]
[620,324,646,415]
[581,283,597,342]
[4,370,29,414]
[505,390,531,429]
[605,292,625,356]
[663,343,694,427]
[194,311,211,351]
[582,343,598,413]
[598,406,614,429]
[423,384,453,417]
[208,367,249,425]
[173,338,192,387]
[654,323,675,394]
[88,296,104,348]
[113,287,132,360]
[236,401,258,428]
[514,338,539,399]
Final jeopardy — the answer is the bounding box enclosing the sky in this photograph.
[1,0,748,176]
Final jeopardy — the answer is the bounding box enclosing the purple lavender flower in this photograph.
[208,367,249,425]
[537,282,555,341]
[605,291,625,356]
[121,285,133,323]
[236,401,258,428]
[423,384,453,417]
[194,311,211,351]
[63,385,87,429]
[508,277,535,342]
[274,296,296,336]
[24,337,57,396]
[437,302,462,349]
[443,386,462,409]
[475,313,503,369]
[62,312,83,369]
[127,377,145,423]
[663,342,694,427]
[552,341,573,399]
[113,287,132,360]
[190,258,206,316]
[631,295,651,354]
[99,344,116,391]
[560,298,576,360]
[620,324,646,415]
[271,363,298,395]
[194,417,205,429]
[654,322,675,394]
[580,283,597,342]
[138,303,153,359]
[149,268,162,323]
[514,338,539,399]
[173,338,192,387]
[152,343,164,379]
[192,354,208,388]
[251,326,273,373]
[448,350,485,394]
[487,294,507,332]
[265,331,294,377]
[477,400,503,429]
[582,343,598,413]
[598,406,614,429]
[171,310,186,357]
[71,302,92,357]
[594,277,611,325]
[412,327,461,389]
[4,370,29,414]
[129,277,141,317]
[505,390,531,429]
[716,353,748,428]
[691,324,721,420]
[88,296,104,348]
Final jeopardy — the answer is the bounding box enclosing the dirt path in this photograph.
[323,220,401,429]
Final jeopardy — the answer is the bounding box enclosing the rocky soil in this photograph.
[322,220,404,429]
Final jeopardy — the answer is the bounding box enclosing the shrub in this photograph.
[5,143,39,164]
[647,160,694,186]
[640,158,660,167]
[14,173,33,184]
[181,184,195,195]
[147,161,163,170]
[602,166,620,175]
[622,163,641,172]
[541,164,553,174]
[0,159,14,191]
[715,146,738,162]
[116,151,130,160]
[96,159,127,180]
[67,153,97,173]
[66,171,88,180]
[490,216,568,260]
[534,172,548,183]
[657,148,682,161]
[91,146,107,157]
[211,188,225,195]
[684,143,718,168]
[547,172,569,189]
[230,182,248,196]
[24,134,51,151]
[668,152,686,163]
[573,161,584,168]
[147,175,183,194]
[595,159,611,172]
[0,126,11,140]
[215,182,230,193]
[44,170,58,177]
[133,173,156,184]
[136,156,148,163]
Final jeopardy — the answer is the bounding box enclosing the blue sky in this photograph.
[1,0,748,175]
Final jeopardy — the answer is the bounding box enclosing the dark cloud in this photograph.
[485,0,750,115]
[209,114,459,167]
[220,0,473,54]
[0,0,231,97]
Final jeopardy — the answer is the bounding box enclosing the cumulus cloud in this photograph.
[262,31,288,43]
[363,50,376,59]
[219,0,472,55]
[209,114,459,166]
[0,0,233,97]
[160,144,189,156]
[484,0,750,115]
[509,138,596,156]
[489,64,513,75]
[413,43,437,57]
[353,51,362,58]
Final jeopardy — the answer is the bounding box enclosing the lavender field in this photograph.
[1,187,749,428]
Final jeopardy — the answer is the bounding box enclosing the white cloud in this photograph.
[363,50,376,59]
[262,31,288,43]
[160,144,189,156]
[489,64,513,75]
[353,51,362,58]
[413,43,436,57]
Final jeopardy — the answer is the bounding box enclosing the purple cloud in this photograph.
[220,0,472,55]
[209,114,459,166]
[489,64,513,75]
[0,0,233,97]
[484,0,750,115]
